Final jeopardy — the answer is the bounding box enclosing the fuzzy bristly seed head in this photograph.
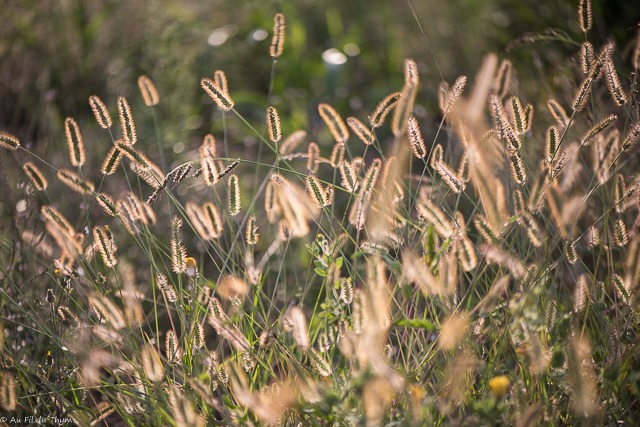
[0,131,20,150]
[318,103,349,144]
[508,149,527,185]
[117,96,137,145]
[23,162,48,191]
[407,116,427,159]
[89,95,112,129]
[547,99,569,128]
[213,69,229,95]
[201,77,234,111]
[279,130,306,155]
[307,142,320,173]
[228,174,241,216]
[493,59,512,98]
[64,117,86,167]
[138,75,160,106]
[339,161,359,193]
[171,216,187,273]
[101,146,123,175]
[545,125,559,163]
[622,122,640,150]
[392,76,418,136]
[218,159,239,180]
[370,92,401,128]
[604,59,627,106]
[403,58,419,86]
[93,226,118,268]
[578,0,592,32]
[580,41,594,74]
[96,193,118,216]
[165,330,182,363]
[435,161,466,193]
[0,373,17,411]
[581,114,617,146]
[270,13,285,59]
[57,168,95,194]
[429,144,444,169]
[306,175,331,208]
[216,275,249,300]
[508,96,526,134]
[329,142,345,168]
[347,116,374,145]
[245,215,259,245]
[439,75,467,115]
[157,273,178,302]
[283,306,309,351]
[266,106,282,143]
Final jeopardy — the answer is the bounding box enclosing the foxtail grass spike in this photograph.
[270,13,285,59]
[171,217,187,273]
[218,159,239,179]
[89,95,112,129]
[329,142,345,167]
[547,99,569,129]
[370,92,401,128]
[101,146,123,175]
[404,58,419,85]
[581,114,617,146]
[138,75,160,106]
[201,77,234,111]
[509,96,526,134]
[306,175,331,208]
[318,103,349,144]
[493,59,512,98]
[508,149,527,185]
[213,70,229,95]
[545,125,559,163]
[64,117,86,167]
[392,77,417,136]
[93,226,118,268]
[279,130,306,155]
[117,96,137,145]
[440,75,467,115]
[57,168,95,194]
[96,193,118,216]
[578,0,592,33]
[245,215,259,245]
[622,122,640,150]
[228,174,241,216]
[347,117,374,145]
[339,161,359,193]
[23,162,48,191]
[307,142,320,173]
[580,42,594,74]
[430,144,444,169]
[435,161,466,193]
[0,131,20,150]
[266,106,282,143]
[604,59,627,106]
[407,116,427,159]
[614,218,628,247]
[203,202,224,237]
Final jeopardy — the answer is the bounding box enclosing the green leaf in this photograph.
[394,317,436,330]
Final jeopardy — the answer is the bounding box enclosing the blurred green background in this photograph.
[2,0,637,142]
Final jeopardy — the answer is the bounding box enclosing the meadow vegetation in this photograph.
[1,0,640,425]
